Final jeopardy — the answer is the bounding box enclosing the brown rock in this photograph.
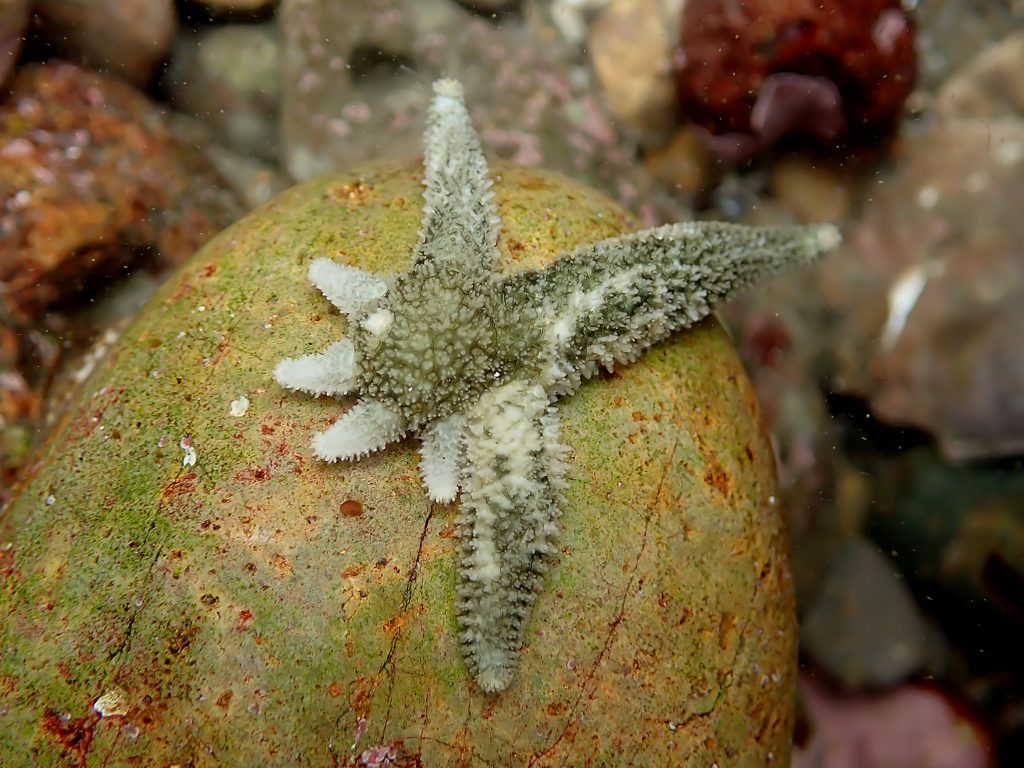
[0,63,242,324]
[33,0,177,85]
[0,0,28,86]
[937,29,1024,119]
[589,0,677,142]
[770,156,852,224]
[189,0,278,14]
[643,125,715,197]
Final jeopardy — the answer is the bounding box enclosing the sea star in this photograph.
[274,79,840,693]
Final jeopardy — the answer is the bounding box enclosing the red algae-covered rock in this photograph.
[676,0,916,160]
[0,63,242,324]
[793,677,990,768]
[0,163,797,766]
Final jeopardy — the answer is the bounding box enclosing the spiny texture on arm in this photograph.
[414,78,501,273]
[274,76,841,694]
[511,220,839,395]
[456,382,567,693]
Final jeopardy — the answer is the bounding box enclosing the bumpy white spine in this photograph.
[312,400,405,461]
[419,414,466,504]
[273,339,358,397]
[308,258,389,317]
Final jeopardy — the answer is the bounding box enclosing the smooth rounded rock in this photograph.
[0,163,796,766]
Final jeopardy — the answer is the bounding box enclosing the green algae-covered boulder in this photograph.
[0,163,797,766]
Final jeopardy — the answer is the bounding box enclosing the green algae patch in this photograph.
[0,163,796,766]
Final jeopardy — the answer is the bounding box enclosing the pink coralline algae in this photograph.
[359,745,398,767]
[675,0,917,160]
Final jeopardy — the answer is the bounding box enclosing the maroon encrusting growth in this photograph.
[675,0,917,160]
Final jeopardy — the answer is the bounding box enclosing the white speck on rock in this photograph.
[230,395,250,417]
[93,687,130,717]
[179,436,197,467]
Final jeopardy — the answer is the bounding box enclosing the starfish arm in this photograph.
[311,399,406,462]
[505,221,840,394]
[413,79,501,274]
[419,413,467,504]
[273,339,359,397]
[308,258,388,316]
[456,381,568,694]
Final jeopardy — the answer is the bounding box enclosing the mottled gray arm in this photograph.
[455,381,568,693]
[413,79,501,274]
[505,221,839,394]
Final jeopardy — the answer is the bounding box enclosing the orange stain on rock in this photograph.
[718,612,738,651]
[331,180,375,207]
[703,460,732,499]
[235,609,253,632]
[161,472,197,500]
[340,499,363,518]
[270,553,293,578]
[41,709,97,761]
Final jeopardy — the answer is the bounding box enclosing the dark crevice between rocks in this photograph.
[823,390,1024,765]
[350,47,418,94]
[824,391,933,458]
[452,1,523,25]
[176,0,278,28]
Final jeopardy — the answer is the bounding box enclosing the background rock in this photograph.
[0,63,242,325]
[32,0,177,86]
[801,535,945,688]
[0,0,28,86]
[164,23,282,160]
[866,448,1024,665]
[278,0,681,221]
[937,28,1024,119]
[914,0,1024,89]
[794,677,990,768]
[588,0,677,143]
[839,117,1024,460]
[455,0,520,12]
[188,0,278,14]
[675,0,916,160]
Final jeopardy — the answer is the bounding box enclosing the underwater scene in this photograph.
[0,1,1020,766]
